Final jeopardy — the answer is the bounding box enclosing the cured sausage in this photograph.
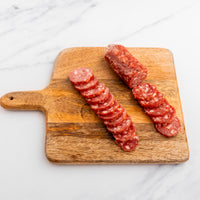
[151,106,175,124]
[81,83,105,98]
[113,123,136,141]
[107,116,132,134]
[155,116,181,137]
[144,99,170,117]
[138,92,164,108]
[104,110,127,126]
[86,87,110,104]
[69,67,93,84]
[105,44,148,88]
[115,135,139,151]
[74,76,98,91]
[91,94,114,111]
[98,106,124,121]
[105,45,181,137]
[69,67,139,151]
[132,83,157,100]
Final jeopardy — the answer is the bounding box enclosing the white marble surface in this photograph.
[0,0,200,199]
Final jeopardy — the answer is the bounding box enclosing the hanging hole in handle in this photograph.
[9,96,14,100]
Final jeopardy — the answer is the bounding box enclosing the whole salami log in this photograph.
[105,45,181,137]
[69,67,139,151]
[105,44,148,88]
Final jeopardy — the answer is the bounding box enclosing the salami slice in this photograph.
[144,99,170,117]
[107,116,132,134]
[97,100,120,116]
[151,106,176,124]
[132,83,157,100]
[115,136,139,151]
[105,44,148,89]
[81,83,105,98]
[113,123,136,141]
[155,116,181,137]
[98,106,124,121]
[69,67,93,84]
[86,87,110,104]
[91,94,114,111]
[74,76,98,91]
[139,92,164,108]
[104,110,127,126]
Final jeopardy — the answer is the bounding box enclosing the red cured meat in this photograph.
[105,44,148,89]
[81,83,105,98]
[69,67,93,84]
[70,67,139,152]
[129,71,148,88]
[97,100,120,116]
[104,110,127,126]
[98,106,124,121]
[113,123,136,141]
[107,116,132,134]
[144,99,170,117]
[139,92,164,108]
[91,94,114,111]
[74,76,98,91]
[115,136,139,151]
[151,106,176,124]
[155,116,181,137]
[86,87,109,104]
[132,83,157,101]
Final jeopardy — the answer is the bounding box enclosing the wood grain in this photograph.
[0,47,189,164]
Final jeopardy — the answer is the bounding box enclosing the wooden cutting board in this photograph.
[0,47,189,164]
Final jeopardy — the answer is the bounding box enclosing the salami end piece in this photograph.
[155,116,181,137]
[105,44,148,89]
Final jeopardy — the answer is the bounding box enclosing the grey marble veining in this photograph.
[0,0,199,199]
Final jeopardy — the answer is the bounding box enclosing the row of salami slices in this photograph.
[69,68,139,151]
[132,83,181,137]
[105,44,181,137]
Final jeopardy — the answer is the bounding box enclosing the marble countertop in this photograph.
[0,0,199,199]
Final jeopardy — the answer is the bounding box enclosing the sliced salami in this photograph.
[132,83,157,100]
[144,99,170,117]
[107,115,132,134]
[129,71,148,88]
[139,92,164,108]
[113,123,136,141]
[74,76,98,91]
[98,106,124,121]
[69,67,93,84]
[151,106,176,124]
[97,100,120,116]
[115,136,139,151]
[104,110,127,126]
[155,116,181,137]
[70,67,138,152]
[86,87,110,104]
[81,83,105,98]
[91,94,114,111]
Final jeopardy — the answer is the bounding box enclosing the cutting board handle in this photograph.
[0,90,45,112]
